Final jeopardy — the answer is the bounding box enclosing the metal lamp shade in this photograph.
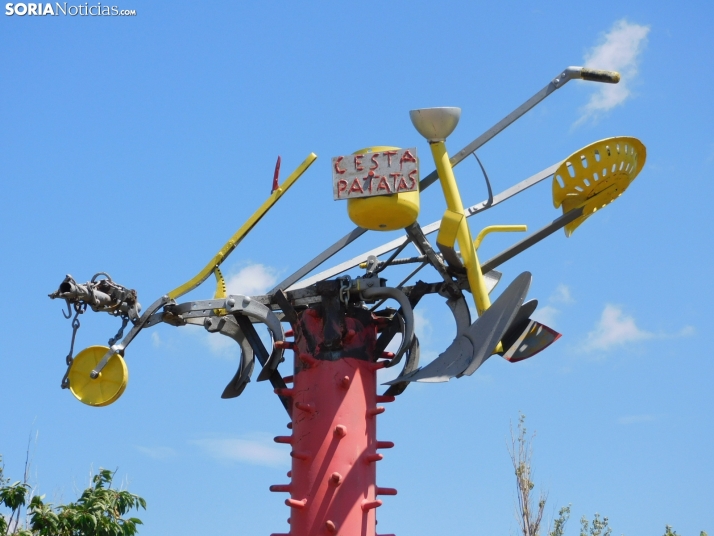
[409,107,461,142]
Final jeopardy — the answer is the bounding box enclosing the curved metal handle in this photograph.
[555,66,621,88]
[361,286,414,365]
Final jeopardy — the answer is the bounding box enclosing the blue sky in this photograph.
[1,1,712,535]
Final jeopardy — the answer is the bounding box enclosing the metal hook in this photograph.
[91,271,113,283]
[62,299,72,319]
[473,152,494,209]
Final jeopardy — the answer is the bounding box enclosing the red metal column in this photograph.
[270,308,396,536]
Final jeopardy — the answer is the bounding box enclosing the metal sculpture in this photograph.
[49,65,646,536]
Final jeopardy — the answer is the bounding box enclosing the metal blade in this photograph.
[385,272,531,384]
[204,316,255,399]
[501,320,561,363]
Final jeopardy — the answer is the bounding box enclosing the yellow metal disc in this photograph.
[552,136,646,236]
[68,345,128,407]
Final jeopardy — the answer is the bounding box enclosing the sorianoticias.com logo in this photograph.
[5,3,136,16]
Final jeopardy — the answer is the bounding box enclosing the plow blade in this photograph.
[204,316,256,398]
[385,272,531,384]
[499,319,561,363]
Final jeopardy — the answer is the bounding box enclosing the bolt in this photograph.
[334,425,347,438]
[226,298,235,309]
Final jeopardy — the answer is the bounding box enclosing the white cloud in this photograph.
[150,332,162,347]
[191,434,288,468]
[414,308,432,341]
[550,284,574,304]
[618,414,655,425]
[583,304,653,351]
[527,284,574,329]
[577,19,650,124]
[225,263,279,296]
[204,330,239,359]
[531,305,560,327]
[678,325,696,337]
[135,446,178,460]
[384,307,433,355]
[583,304,694,352]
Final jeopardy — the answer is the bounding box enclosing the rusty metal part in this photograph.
[49,274,141,321]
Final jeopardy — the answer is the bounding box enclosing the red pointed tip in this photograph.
[271,155,282,193]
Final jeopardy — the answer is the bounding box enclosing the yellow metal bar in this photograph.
[429,141,491,316]
[167,153,318,300]
[473,225,527,250]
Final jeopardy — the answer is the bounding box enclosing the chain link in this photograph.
[338,276,351,307]
[108,316,129,347]
[61,305,85,389]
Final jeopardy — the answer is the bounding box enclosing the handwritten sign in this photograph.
[332,148,419,200]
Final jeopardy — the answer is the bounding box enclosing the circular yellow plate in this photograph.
[552,136,646,236]
[68,345,128,407]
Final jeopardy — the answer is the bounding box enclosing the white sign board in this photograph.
[332,148,419,200]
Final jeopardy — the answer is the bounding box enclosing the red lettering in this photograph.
[408,169,418,189]
[334,156,346,174]
[384,150,397,167]
[389,172,401,191]
[354,155,364,171]
[370,153,380,170]
[349,178,364,194]
[337,179,348,197]
[399,149,417,169]
[365,171,375,193]
[377,176,391,193]
[397,176,410,191]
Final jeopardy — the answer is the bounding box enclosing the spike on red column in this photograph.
[361,499,382,511]
[368,406,386,417]
[294,402,315,414]
[285,498,307,509]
